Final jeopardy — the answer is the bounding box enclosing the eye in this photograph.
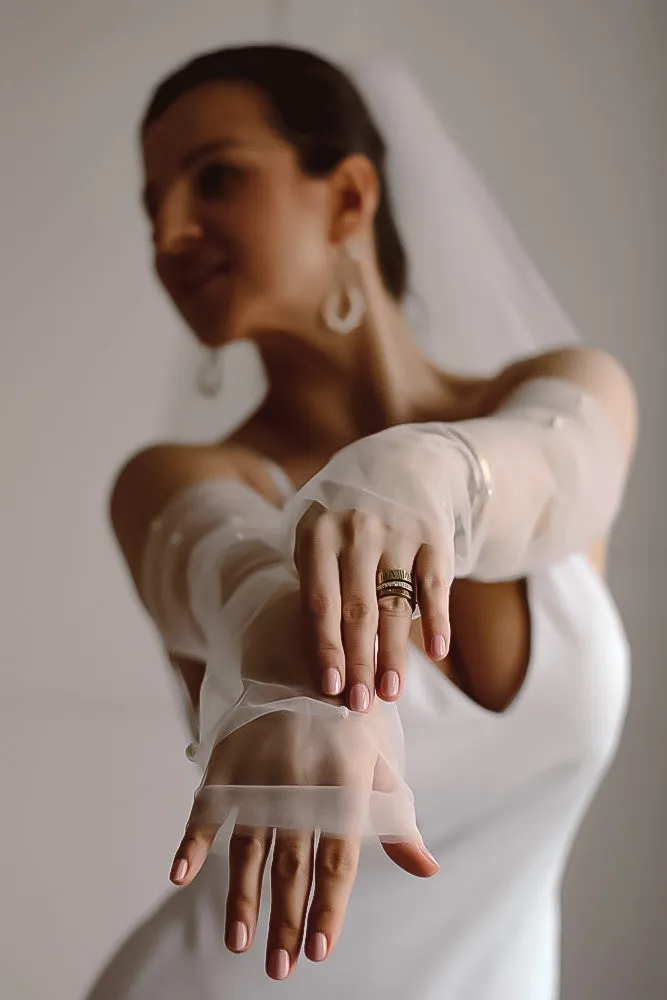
[195,162,240,201]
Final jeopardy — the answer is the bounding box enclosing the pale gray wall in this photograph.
[1,2,664,998]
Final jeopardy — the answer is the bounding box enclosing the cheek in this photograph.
[241,187,333,310]
[276,226,332,306]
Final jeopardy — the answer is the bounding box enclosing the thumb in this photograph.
[381,837,439,878]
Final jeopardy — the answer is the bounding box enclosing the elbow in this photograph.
[520,347,639,462]
[576,348,639,462]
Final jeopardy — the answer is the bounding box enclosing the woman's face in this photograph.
[142,82,340,346]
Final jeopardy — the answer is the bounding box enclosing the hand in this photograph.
[168,595,439,981]
[294,503,451,711]
[170,711,438,980]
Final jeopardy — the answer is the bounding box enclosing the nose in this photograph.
[153,178,202,257]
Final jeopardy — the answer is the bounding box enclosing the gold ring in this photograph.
[376,568,414,587]
[376,569,417,612]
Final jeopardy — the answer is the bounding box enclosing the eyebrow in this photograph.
[141,139,241,215]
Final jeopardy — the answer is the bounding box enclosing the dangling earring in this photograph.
[197,347,223,398]
[322,241,365,335]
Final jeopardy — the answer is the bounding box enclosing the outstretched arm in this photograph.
[284,347,637,701]
[109,441,435,979]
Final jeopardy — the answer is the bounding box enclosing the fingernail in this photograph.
[431,634,447,659]
[227,921,248,952]
[323,667,342,697]
[170,858,188,883]
[350,683,370,712]
[379,670,400,699]
[267,948,290,980]
[420,844,439,867]
[306,932,329,962]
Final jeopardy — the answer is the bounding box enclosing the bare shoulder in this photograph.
[109,439,283,585]
[488,347,638,460]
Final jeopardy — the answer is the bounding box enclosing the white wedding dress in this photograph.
[85,464,630,1000]
[85,51,633,998]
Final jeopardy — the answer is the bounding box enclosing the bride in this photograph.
[87,45,636,999]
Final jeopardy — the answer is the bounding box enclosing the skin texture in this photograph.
[111,79,637,981]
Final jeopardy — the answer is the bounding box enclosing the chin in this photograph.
[184,302,233,346]
[192,312,251,348]
[188,294,281,348]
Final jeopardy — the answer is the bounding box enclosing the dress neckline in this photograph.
[264,458,296,505]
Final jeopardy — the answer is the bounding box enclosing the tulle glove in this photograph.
[141,476,293,665]
[171,589,435,976]
[191,589,419,842]
[283,377,627,590]
[141,476,420,844]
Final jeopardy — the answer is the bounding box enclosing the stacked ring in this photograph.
[375,569,417,613]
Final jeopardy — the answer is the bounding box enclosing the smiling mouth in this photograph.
[185,264,233,298]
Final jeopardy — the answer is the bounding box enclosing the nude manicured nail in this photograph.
[267,948,290,980]
[170,858,188,883]
[350,683,370,712]
[431,634,447,659]
[307,932,329,962]
[379,670,400,699]
[420,843,439,867]
[227,921,248,952]
[322,667,343,696]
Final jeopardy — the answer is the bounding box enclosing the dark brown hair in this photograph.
[142,45,408,300]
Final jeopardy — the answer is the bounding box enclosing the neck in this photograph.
[253,286,450,458]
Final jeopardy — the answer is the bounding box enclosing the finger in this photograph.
[371,759,439,878]
[296,512,345,698]
[382,838,440,878]
[375,539,418,701]
[225,825,273,953]
[266,829,315,981]
[339,513,384,712]
[414,544,451,661]
[169,816,222,888]
[304,834,361,963]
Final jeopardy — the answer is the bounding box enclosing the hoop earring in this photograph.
[322,243,365,335]
[197,347,223,398]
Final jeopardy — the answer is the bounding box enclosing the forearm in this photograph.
[141,477,296,660]
[421,376,630,579]
[282,358,635,584]
[237,585,316,691]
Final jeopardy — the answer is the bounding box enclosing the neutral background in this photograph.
[1,2,664,998]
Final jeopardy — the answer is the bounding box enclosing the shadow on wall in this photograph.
[161,339,267,443]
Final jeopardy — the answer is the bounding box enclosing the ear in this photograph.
[328,155,380,246]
